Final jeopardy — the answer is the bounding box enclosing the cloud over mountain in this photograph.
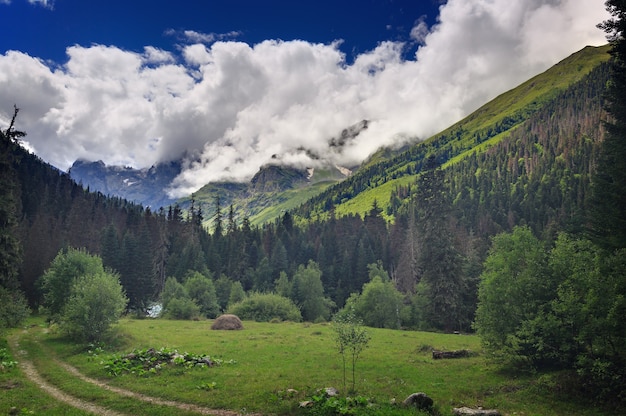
[0,0,608,197]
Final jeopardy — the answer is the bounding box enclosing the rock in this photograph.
[453,407,501,416]
[402,392,433,410]
[324,387,339,397]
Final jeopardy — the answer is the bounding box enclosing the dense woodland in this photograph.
[1,3,626,405]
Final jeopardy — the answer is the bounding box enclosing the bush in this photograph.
[228,292,302,322]
[166,297,201,320]
[41,247,106,320]
[61,270,128,342]
[0,287,30,330]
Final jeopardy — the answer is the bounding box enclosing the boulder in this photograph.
[211,314,244,330]
[453,407,500,416]
[402,392,433,410]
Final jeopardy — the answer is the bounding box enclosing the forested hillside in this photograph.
[0,45,610,324]
[2,34,625,405]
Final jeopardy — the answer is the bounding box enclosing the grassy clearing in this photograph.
[2,317,615,415]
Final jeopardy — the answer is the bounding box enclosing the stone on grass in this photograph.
[402,392,433,410]
[211,314,243,330]
[453,407,501,416]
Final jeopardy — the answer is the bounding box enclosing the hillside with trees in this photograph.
[1,16,625,406]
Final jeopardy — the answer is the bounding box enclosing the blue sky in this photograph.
[0,0,610,196]
[1,0,440,64]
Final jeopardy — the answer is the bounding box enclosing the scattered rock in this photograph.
[299,400,313,408]
[432,349,471,359]
[324,387,339,397]
[211,314,243,330]
[402,392,433,410]
[453,407,501,416]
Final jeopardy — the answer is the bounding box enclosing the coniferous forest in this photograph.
[1,2,626,407]
[1,59,609,316]
[0,52,614,327]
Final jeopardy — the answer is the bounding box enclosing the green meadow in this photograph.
[1,316,613,416]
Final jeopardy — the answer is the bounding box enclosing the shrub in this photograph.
[61,270,128,342]
[0,287,30,330]
[41,247,106,320]
[228,292,302,322]
[166,297,200,320]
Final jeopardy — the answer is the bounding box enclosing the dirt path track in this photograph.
[8,330,259,416]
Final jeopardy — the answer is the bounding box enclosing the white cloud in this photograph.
[0,0,609,198]
[410,16,430,45]
[28,0,53,9]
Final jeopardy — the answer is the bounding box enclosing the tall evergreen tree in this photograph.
[0,108,23,292]
[415,155,466,331]
[0,107,30,328]
[591,0,626,250]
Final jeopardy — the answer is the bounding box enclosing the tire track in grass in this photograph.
[9,329,259,416]
[55,359,256,416]
[9,334,125,416]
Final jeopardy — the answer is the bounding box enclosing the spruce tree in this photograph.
[591,0,626,250]
[415,155,466,331]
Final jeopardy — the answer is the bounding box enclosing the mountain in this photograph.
[64,45,610,230]
[4,43,613,322]
[293,44,611,222]
[66,120,367,214]
[68,159,181,209]
[181,163,350,228]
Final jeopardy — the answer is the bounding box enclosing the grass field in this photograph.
[0,316,614,415]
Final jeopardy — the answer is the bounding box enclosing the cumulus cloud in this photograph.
[0,0,609,197]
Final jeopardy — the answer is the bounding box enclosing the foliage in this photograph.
[0,286,30,331]
[61,269,128,342]
[227,280,246,307]
[165,296,201,320]
[292,260,333,322]
[474,226,549,361]
[101,347,232,376]
[590,0,626,251]
[0,107,23,294]
[305,391,372,416]
[332,312,370,393]
[343,265,404,329]
[0,347,18,371]
[41,247,107,320]
[227,292,302,322]
[184,271,220,318]
[475,228,626,405]
[160,276,200,319]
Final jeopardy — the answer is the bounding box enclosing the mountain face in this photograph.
[65,46,610,226]
[68,159,181,209]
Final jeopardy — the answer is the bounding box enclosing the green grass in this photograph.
[2,316,617,415]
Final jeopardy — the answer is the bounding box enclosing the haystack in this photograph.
[211,314,243,330]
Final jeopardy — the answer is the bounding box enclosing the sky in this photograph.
[0,0,610,198]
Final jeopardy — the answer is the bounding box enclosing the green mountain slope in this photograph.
[177,44,610,228]
[179,164,348,228]
[294,44,610,221]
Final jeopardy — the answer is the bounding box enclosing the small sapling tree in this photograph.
[332,311,370,393]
